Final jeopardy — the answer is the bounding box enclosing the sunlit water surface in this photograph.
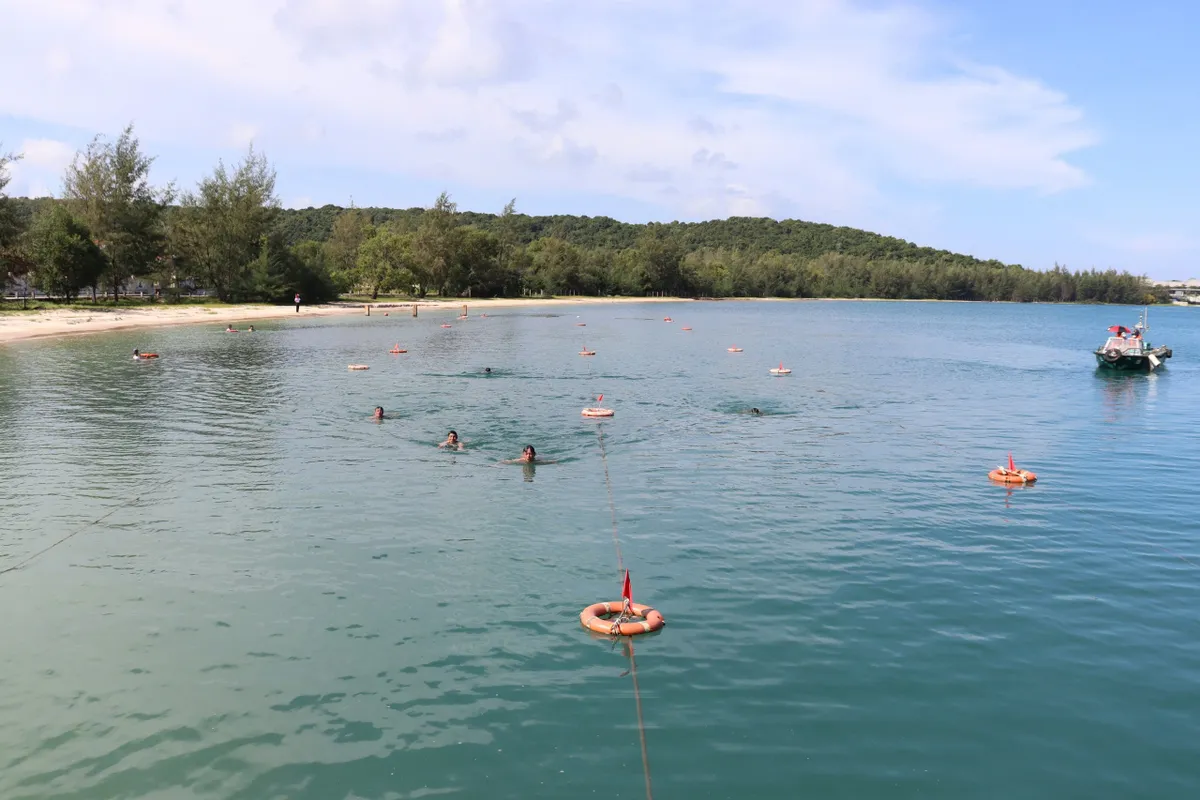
[1,300,1198,799]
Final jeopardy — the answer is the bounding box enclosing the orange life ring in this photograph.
[728,347,743,353]
[579,349,596,356]
[389,348,407,354]
[441,324,452,328]
[580,601,665,636]
[988,468,1037,484]
[581,407,614,417]
[348,364,370,371]
[138,353,159,359]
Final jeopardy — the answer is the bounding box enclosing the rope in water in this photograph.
[595,423,625,576]
[595,422,653,800]
[0,496,139,577]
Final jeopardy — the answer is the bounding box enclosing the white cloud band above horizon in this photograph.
[1,0,1094,227]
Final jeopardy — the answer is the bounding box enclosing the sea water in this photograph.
[1,300,1198,799]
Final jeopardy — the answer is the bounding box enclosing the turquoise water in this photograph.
[1,300,1198,799]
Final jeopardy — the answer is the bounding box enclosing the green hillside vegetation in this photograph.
[1,126,1161,306]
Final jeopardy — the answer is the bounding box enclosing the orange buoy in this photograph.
[441,324,452,328]
[581,407,614,417]
[348,364,370,371]
[136,353,160,359]
[769,362,792,375]
[576,323,586,326]
[989,453,1037,484]
[989,468,1037,484]
[728,346,743,353]
[579,348,596,356]
[580,601,664,636]
[663,317,672,322]
[389,345,407,354]
[681,326,692,331]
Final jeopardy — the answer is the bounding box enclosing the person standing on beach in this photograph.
[294,293,301,312]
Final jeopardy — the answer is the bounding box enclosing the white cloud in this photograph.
[0,0,1096,221]
[4,138,76,197]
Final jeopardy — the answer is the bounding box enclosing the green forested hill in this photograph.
[272,204,1001,269]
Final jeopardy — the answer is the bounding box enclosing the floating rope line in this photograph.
[595,423,625,576]
[0,496,139,577]
[594,421,652,800]
[626,638,654,800]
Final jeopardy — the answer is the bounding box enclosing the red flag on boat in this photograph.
[622,569,632,608]
[1008,452,1016,471]
[597,394,603,403]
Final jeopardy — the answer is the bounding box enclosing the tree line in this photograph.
[0,125,1162,305]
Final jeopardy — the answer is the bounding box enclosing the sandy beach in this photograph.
[0,296,692,345]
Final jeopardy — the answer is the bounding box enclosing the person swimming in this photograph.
[484,367,492,374]
[503,444,556,464]
[247,325,255,332]
[439,430,463,450]
[373,406,384,420]
[750,407,762,415]
[225,325,237,332]
[133,348,140,360]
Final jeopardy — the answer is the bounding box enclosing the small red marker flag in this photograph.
[1008,452,1016,472]
[597,394,603,403]
[622,569,632,608]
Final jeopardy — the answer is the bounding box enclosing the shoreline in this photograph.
[0,296,692,345]
[1,294,1166,345]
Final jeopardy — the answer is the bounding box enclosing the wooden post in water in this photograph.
[412,304,418,317]
[462,303,468,317]
[364,304,370,316]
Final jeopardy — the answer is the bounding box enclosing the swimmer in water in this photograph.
[248,325,255,332]
[484,367,492,374]
[225,325,237,332]
[133,348,140,360]
[750,407,762,415]
[503,445,556,464]
[439,430,463,450]
[373,406,384,420]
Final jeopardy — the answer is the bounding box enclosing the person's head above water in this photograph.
[751,407,762,415]
[447,430,458,442]
[373,406,384,419]
[521,444,536,461]
[484,367,491,373]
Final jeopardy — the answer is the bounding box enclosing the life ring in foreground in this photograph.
[348,364,370,371]
[580,601,665,636]
[581,407,614,417]
[988,467,1037,484]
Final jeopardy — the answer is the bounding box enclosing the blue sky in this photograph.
[1,0,1195,279]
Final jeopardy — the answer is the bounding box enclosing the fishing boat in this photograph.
[1094,308,1172,371]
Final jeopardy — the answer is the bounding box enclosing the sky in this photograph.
[1,0,1196,279]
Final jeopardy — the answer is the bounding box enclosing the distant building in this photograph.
[1156,278,1200,303]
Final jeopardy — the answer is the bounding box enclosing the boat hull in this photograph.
[1093,346,1172,370]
